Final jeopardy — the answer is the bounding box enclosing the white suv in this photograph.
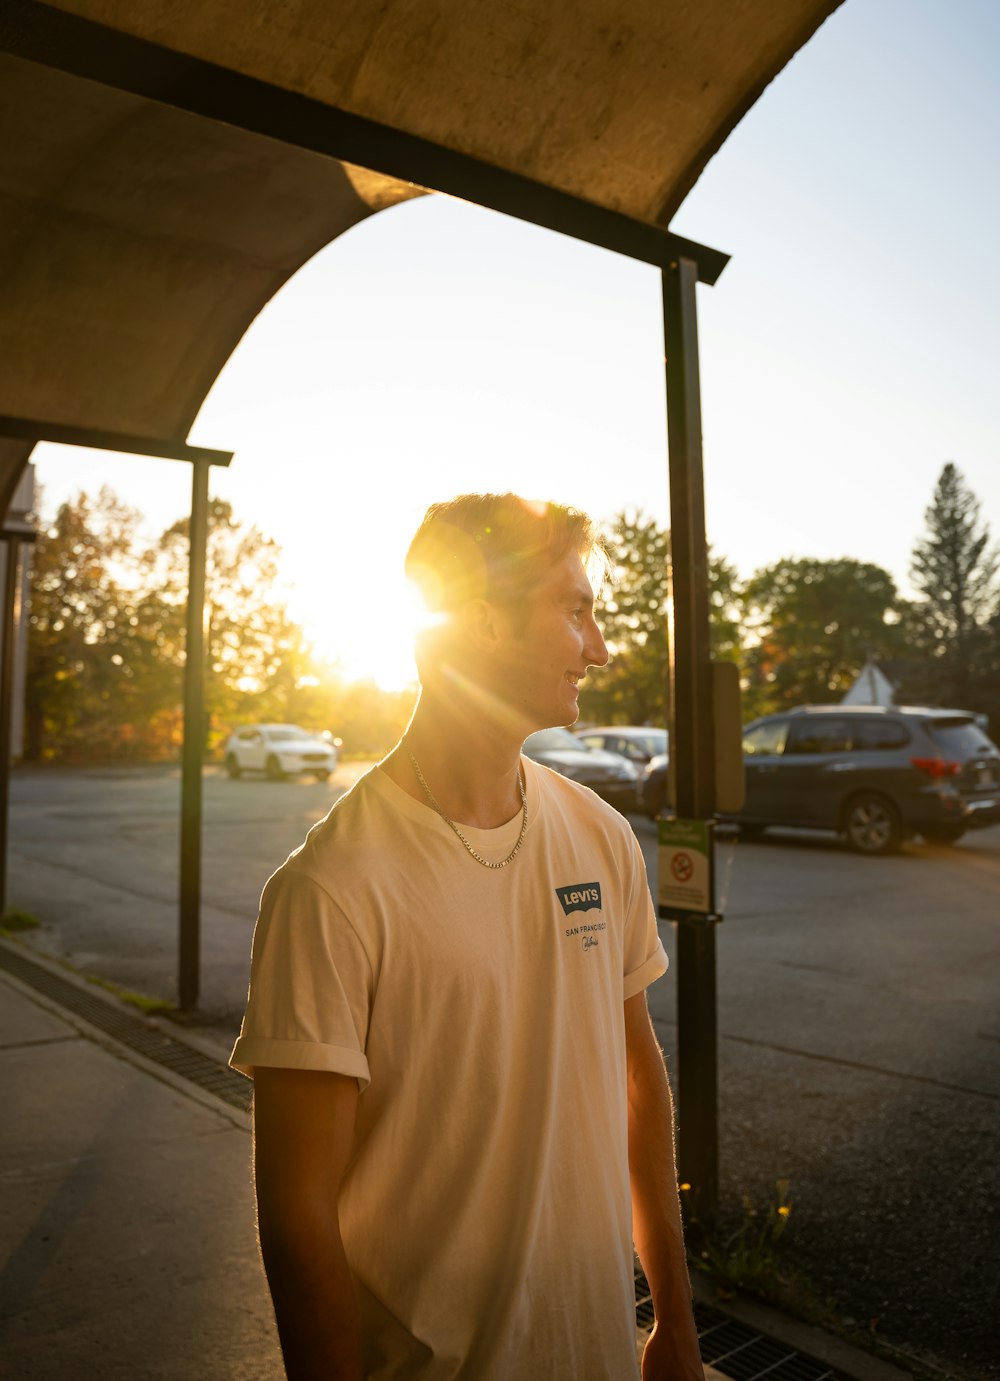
[223,724,341,782]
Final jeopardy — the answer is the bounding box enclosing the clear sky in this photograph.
[33,0,1000,688]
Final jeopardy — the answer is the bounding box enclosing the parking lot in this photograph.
[7,763,1000,1378]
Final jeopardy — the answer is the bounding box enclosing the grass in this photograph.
[0,919,177,1018]
[684,1180,837,1325]
[86,973,175,1017]
[0,907,40,935]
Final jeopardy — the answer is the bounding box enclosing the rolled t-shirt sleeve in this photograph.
[230,867,373,1086]
[622,831,668,1000]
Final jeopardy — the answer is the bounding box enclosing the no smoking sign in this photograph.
[657,818,714,916]
[670,850,694,883]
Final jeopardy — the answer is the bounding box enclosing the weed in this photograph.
[682,1178,835,1325]
[0,907,40,934]
[685,1178,793,1294]
[86,974,175,1017]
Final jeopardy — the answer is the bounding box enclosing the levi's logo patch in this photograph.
[555,881,602,915]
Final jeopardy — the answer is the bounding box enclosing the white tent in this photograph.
[842,657,896,706]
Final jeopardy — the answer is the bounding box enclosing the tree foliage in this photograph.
[24,470,1000,760]
[741,557,905,717]
[901,463,999,712]
[25,488,150,760]
[578,509,742,725]
[24,489,415,763]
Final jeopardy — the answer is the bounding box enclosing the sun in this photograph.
[292,573,430,691]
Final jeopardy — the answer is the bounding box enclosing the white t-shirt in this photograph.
[232,757,668,1380]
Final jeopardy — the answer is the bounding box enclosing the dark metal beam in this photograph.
[0,415,232,468]
[178,460,210,1011]
[663,256,719,1223]
[2,0,729,284]
[0,539,21,914]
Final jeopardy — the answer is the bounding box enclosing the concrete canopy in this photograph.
[0,0,842,499]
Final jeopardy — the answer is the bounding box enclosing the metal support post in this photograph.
[663,256,719,1222]
[179,461,210,1010]
[0,538,20,913]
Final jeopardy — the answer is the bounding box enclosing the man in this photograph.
[231,493,704,1380]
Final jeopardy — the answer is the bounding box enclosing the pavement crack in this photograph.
[0,1034,78,1052]
[720,1031,1000,1103]
[10,847,175,907]
[8,847,253,920]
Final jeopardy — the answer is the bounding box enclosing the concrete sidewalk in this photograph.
[0,968,283,1380]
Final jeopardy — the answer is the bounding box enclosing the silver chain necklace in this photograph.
[405,748,528,870]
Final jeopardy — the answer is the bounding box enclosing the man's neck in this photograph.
[382,693,528,830]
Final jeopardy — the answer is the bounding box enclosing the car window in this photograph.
[928,719,997,756]
[853,718,911,750]
[743,719,789,756]
[237,728,258,741]
[266,727,310,742]
[576,734,605,752]
[524,728,580,752]
[785,717,853,755]
[636,731,668,758]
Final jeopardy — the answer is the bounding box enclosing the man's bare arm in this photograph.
[625,991,704,1381]
[253,1067,362,1381]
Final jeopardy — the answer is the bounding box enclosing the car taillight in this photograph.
[910,757,961,778]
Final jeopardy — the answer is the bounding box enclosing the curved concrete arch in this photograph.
[0,53,420,449]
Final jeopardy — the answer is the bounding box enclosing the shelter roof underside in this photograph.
[41,0,841,226]
[0,0,841,507]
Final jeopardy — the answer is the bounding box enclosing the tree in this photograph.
[25,487,420,763]
[742,557,904,716]
[24,487,149,761]
[578,509,741,725]
[139,498,311,749]
[903,463,999,709]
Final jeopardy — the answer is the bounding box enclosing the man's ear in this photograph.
[460,598,509,652]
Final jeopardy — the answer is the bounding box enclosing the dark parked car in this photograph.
[523,727,640,813]
[640,752,670,818]
[575,726,667,766]
[573,728,669,818]
[732,705,1000,854]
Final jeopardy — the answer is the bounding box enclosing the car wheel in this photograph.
[265,754,284,781]
[225,754,241,780]
[842,793,902,856]
[921,824,967,845]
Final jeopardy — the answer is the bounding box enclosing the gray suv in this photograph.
[734,706,1000,855]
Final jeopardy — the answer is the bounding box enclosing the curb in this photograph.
[691,1275,918,1381]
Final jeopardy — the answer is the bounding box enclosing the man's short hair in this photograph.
[406,493,602,616]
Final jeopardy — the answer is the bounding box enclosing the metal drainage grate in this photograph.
[0,945,251,1112]
[635,1268,842,1381]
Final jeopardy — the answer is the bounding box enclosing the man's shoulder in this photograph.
[274,766,395,877]
[526,757,636,839]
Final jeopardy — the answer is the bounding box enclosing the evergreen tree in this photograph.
[905,463,998,707]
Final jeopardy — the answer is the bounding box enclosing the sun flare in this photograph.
[292,573,436,691]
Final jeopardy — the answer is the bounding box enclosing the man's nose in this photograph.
[585,615,610,669]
